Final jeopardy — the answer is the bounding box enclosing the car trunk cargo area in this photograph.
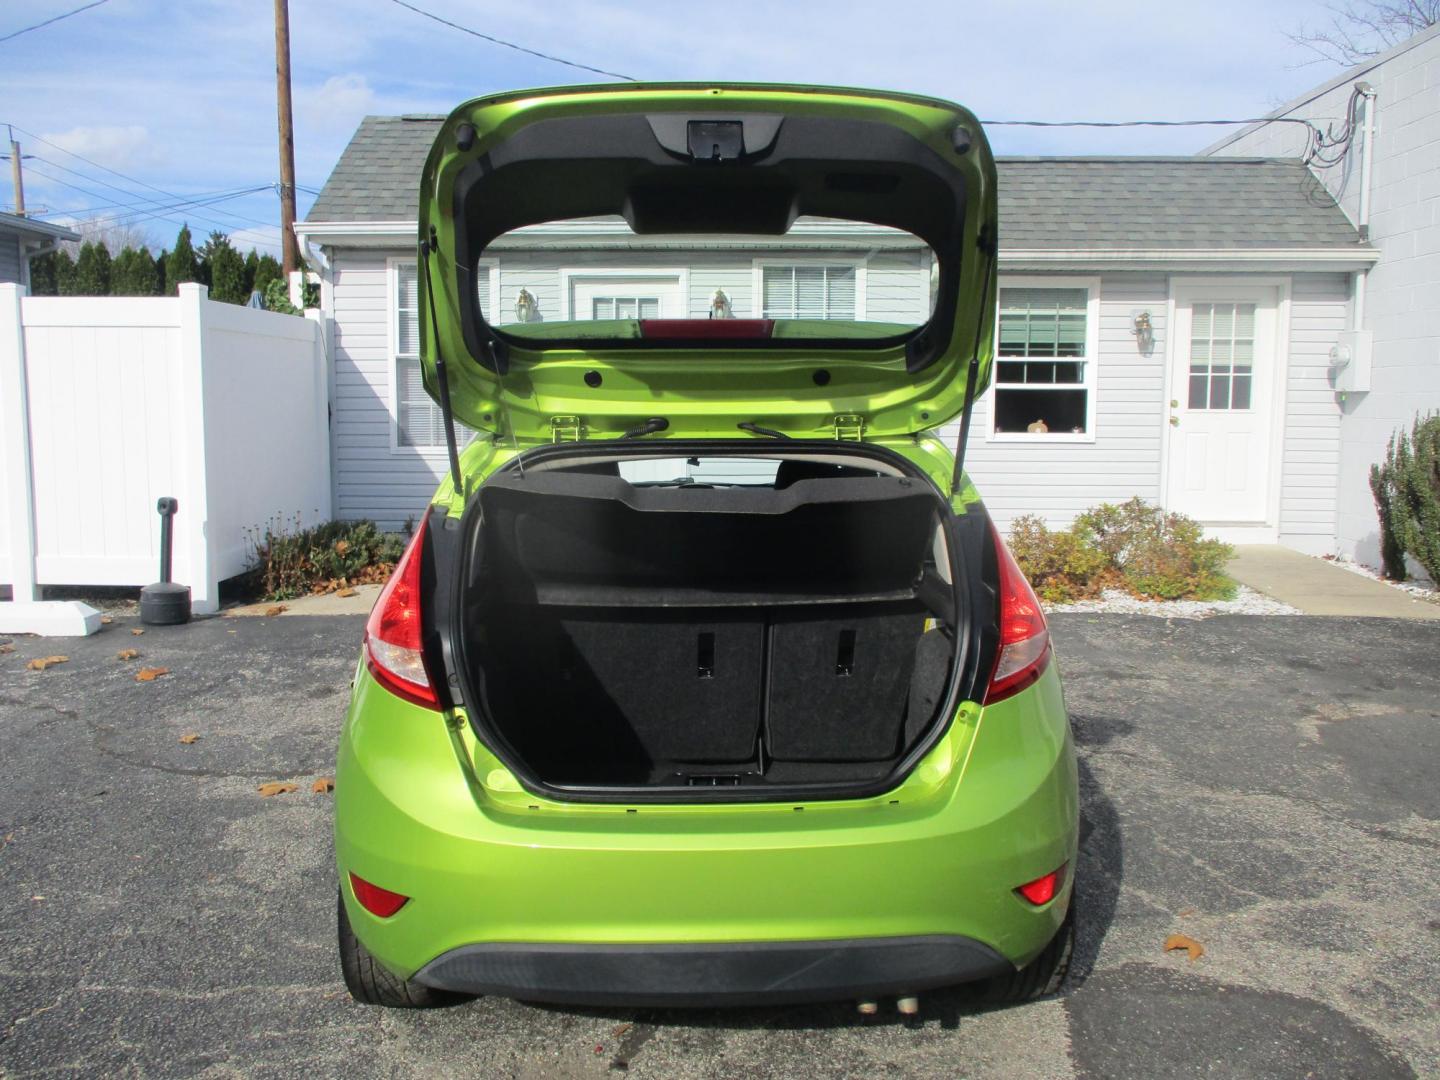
[457,453,976,798]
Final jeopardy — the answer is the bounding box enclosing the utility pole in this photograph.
[273,0,299,276]
[7,126,24,216]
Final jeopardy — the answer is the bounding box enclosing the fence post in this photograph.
[176,282,218,614]
[0,283,40,601]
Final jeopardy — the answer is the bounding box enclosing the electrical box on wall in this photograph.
[1330,330,1373,392]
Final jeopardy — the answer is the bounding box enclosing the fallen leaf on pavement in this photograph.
[612,1022,632,1037]
[179,733,200,745]
[100,615,113,624]
[135,666,170,682]
[130,627,145,636]
[27,656,69,671]
[1177,907,1196,918]
[265,605,287,617]
[1164,933,1205,962]
[312,777,335,794]
[116,648,140,661]
[0,642,14,654]
[257,782,298,797]
[336,588,358,598]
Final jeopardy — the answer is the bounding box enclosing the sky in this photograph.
[0,0,1362,257]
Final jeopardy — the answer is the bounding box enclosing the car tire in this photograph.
[337,892,469,1009]
[979,901,1074,1005]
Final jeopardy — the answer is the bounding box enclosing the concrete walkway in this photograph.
[1228,545,1440,619]
[223,583,381,618]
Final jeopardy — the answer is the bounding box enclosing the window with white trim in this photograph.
[992,285,1095,437]
[760,264,856,319]
[394,262,480,450]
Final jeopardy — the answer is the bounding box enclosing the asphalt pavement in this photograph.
[1,613,1436,1078]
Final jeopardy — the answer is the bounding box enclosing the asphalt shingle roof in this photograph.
[306,116,1365,249]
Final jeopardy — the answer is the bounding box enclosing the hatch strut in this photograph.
[950,224,998,497]
[419,228,465,498]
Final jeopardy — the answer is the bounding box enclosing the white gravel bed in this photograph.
[1046,585,1300,618]
[1320,554,1440,604]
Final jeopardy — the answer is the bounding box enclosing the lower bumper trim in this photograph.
[412,935,1012,1006]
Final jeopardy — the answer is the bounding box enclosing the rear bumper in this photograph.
[335,660,1077,992]
[413,935,1010,1006]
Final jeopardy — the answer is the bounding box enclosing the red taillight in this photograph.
[349,871,409,917]
[363,514,439,709]
[1016,863,1066,906]
[639,318,774,340]
[984,523,1052,705]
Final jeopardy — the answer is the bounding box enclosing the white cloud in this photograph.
[297,74,378,131]
[38,125,160,172]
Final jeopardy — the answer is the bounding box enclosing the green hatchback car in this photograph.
[334,82,1078,1011]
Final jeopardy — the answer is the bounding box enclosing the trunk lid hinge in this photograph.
[549,415,584,443]
[833,413,865,441]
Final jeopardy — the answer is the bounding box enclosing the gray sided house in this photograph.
[302,115,1375,553]
[0,212,79,287]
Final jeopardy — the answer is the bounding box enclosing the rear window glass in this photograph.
[479,216,935,345]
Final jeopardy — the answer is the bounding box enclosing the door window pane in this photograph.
[1188,302,1256,412]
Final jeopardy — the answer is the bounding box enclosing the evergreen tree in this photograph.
[199,231,247,304]
[242,250,260,297]
[252,253,283,299]
[73,241,113,295]
[28,251,60,295]
[52,250,78,295]
[164,225,199,295]
[111,247,161,296]
[153,249,169,295]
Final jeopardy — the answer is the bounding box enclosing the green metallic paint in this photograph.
[336,659,1076,981]
[416,83,997,441]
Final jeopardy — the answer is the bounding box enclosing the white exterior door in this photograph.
[566,274,686,320]
[1165,284,1282,525]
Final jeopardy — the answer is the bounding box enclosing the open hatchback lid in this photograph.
[417,83,997,443]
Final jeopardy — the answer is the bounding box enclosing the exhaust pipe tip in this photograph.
[896,996,920,1016]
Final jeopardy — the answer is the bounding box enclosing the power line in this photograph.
[387,0,636,81]
[0,0,111,45]
[7,123,282,231]
[23,162,271,232]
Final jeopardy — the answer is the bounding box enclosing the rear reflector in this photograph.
[349,871,409,917]
[1016,863,1066,906]
[363,514,439,709]
[983,522,1052,704]
[639,318,774,340]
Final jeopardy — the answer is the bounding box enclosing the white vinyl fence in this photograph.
[1,283,331,615]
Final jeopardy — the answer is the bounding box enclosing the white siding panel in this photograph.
[1278,273,1346,547]
[944,273,1168,532]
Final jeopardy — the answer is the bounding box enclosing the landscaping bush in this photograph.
[1006,515,1115,603]
[1370,413,1440,582]
[1008,498,1235,604]
[245,518,409,601]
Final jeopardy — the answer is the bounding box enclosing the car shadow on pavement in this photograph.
[526,722,1126,1045]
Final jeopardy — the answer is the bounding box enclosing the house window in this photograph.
[992,285,1095,438]
[1188,302,1255,411]
[591,295,661,320]
[393,262,483,450]
[760,265,856,319]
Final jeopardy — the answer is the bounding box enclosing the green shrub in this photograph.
[1009,498,1235,604]
[1371,413,1440,582]
[1007,515,1114,603]
[1075,497,1234,601]
[245,518,407,600]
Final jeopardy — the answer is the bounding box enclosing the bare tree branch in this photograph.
[1288,0,1439,66]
